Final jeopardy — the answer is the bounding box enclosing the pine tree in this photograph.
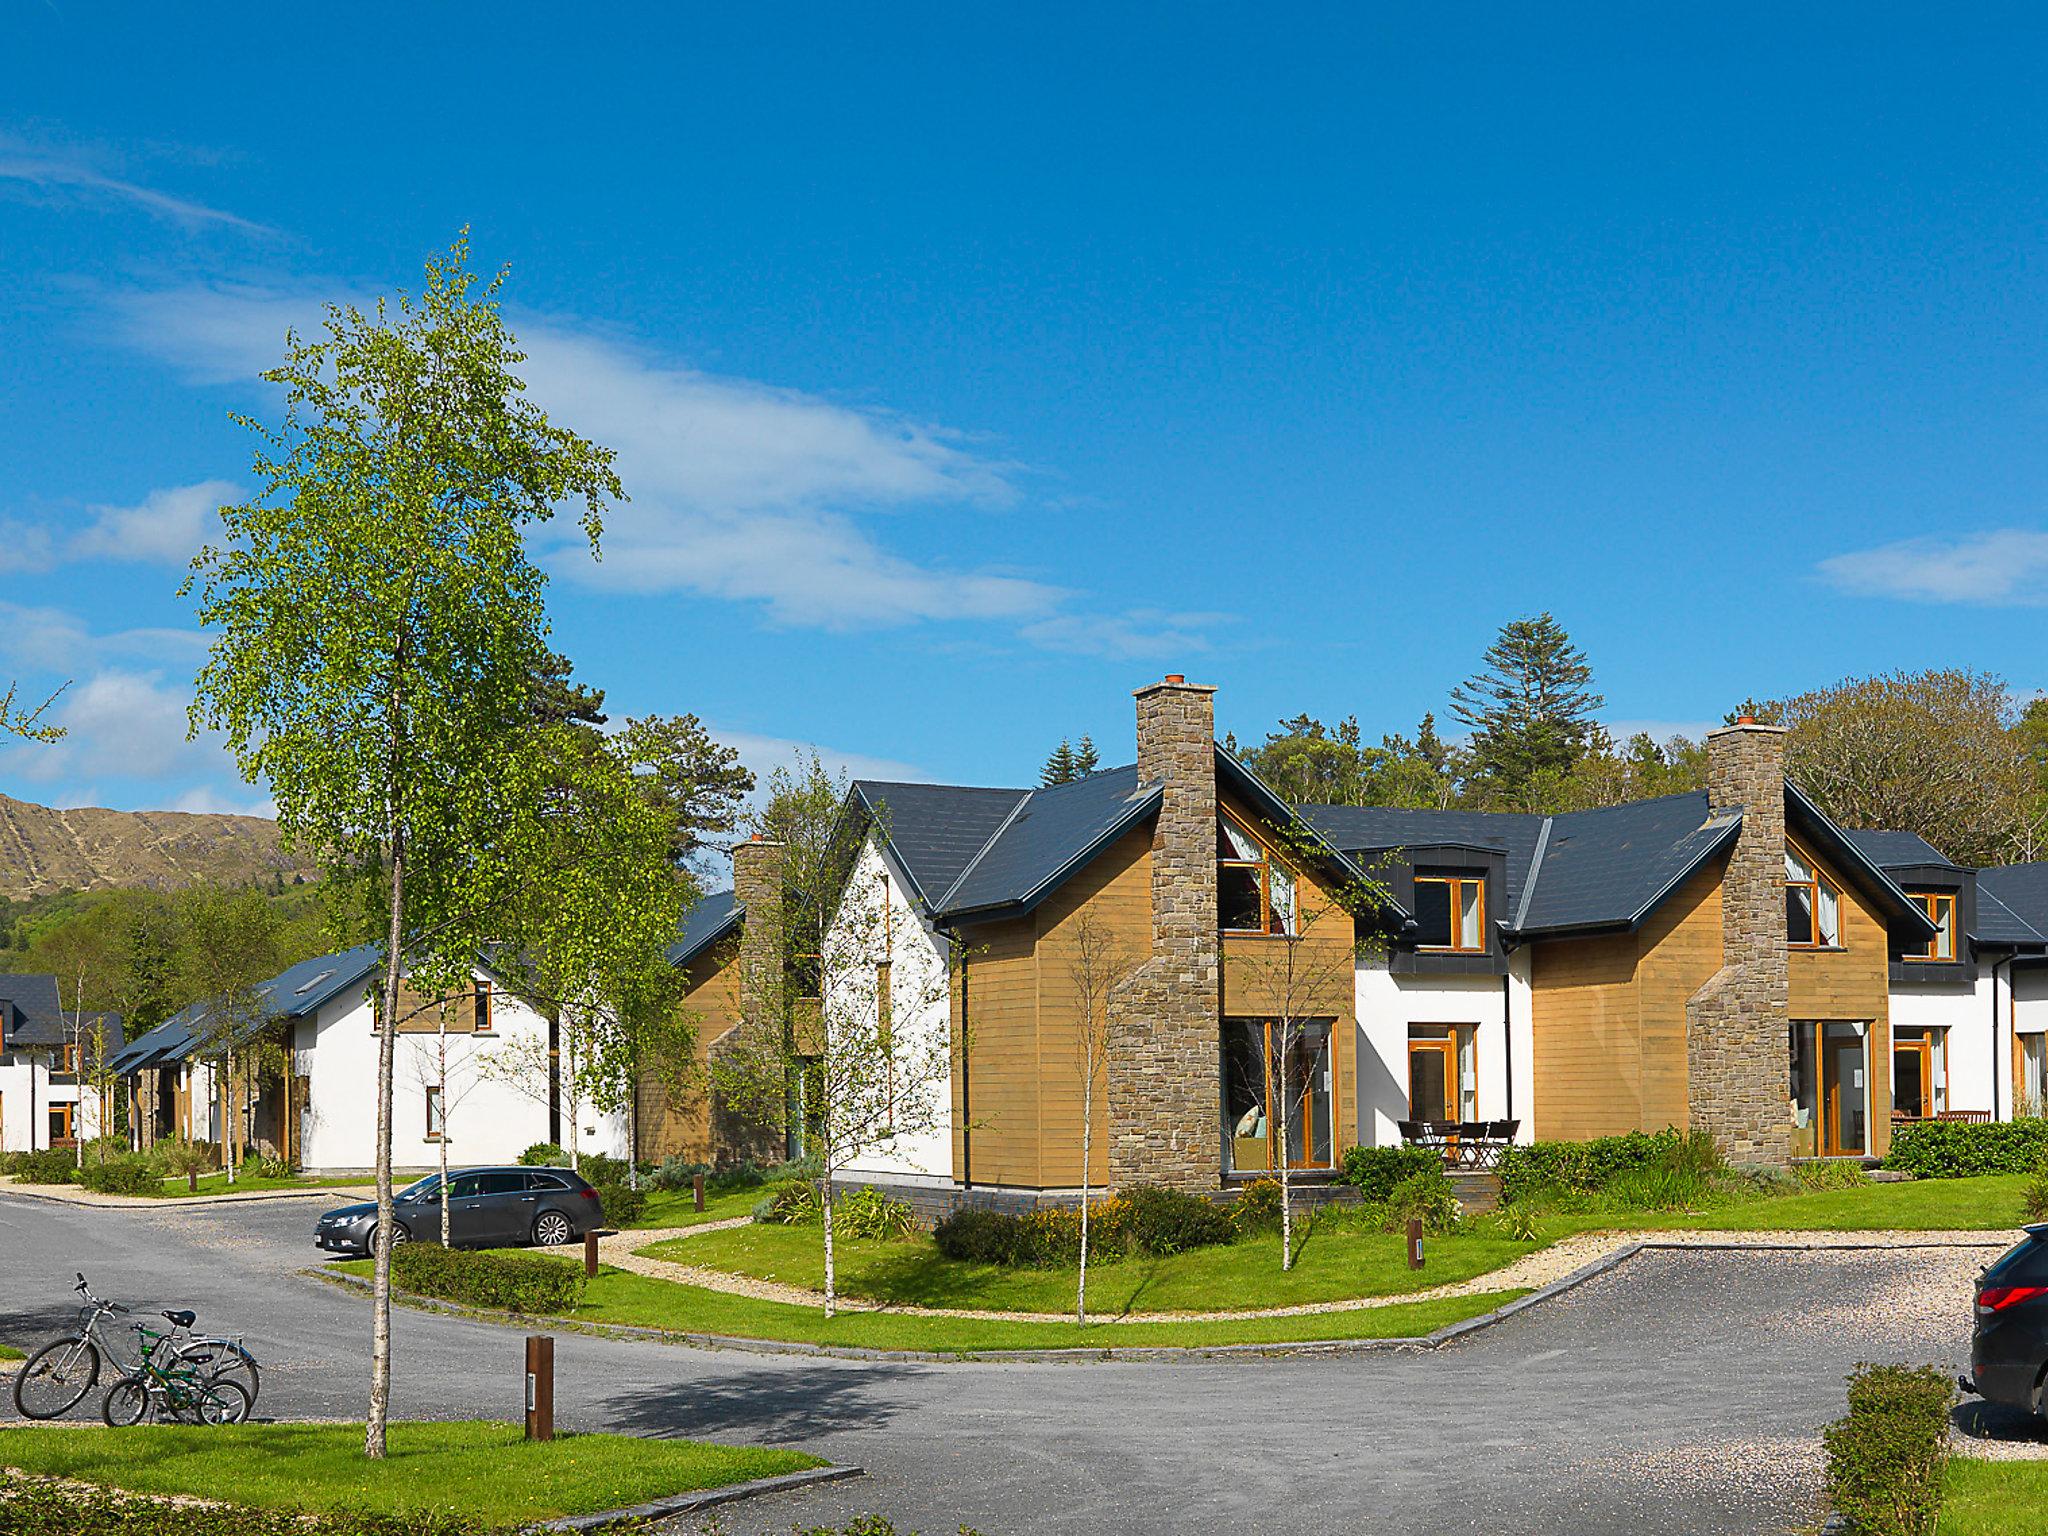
[1042,739,1080,786]
[1449,613,1604,807]
[1072,735,1101,777]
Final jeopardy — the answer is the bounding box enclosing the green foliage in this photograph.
[517,1142,569,1167]
[1339,1144,1445,1201]
[755,1178,824,1225]
[156,1139,219,1185]
[76,1155,160,1196]
[571,1151,627,1186]
[1884,1118,2048,1178]
[590,1182,644,1227]
[1822,1363,1953,1536]
[1449,612,1604,808]
[1231,1178,1285,1233]
[930,1207,1028,1266]
[1383,1169,1460,1234]
[1600,1163,1712,1211]
[2025,1161,2048,1222]
[0,1476,484,1536]
[611,712,756,870]
[834,1187,919,1240]
[930,1188,1237,1269]
[1040,736,1101,786]
[388,1245,584,1315]
[4,1148,77,1185]
[1118,1184,1236,1255]
[1229,712,1460,810]
[1499,1127,1694,1204]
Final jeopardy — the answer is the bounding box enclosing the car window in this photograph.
[446,1173,485,1199]
[397,1174,442,1201]
[1983,1234,2048,1285]
[525,1172,569,1191]
[479,1172,527,1196]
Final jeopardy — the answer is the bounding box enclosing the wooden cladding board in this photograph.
[953,914,1042,1186]
[392,978,488,1034]
[635,949,737,1163]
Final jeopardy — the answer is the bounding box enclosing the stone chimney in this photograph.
[1108,676,1223,1191]
[715,835,787,1162]
[1685,719,1793,1164]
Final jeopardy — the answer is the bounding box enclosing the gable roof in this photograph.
[108,943,383,1074]
[1517,794,1742,936]
[0,973,66,1047]
[1838,828,1959,872]
[1295,805,1547,915]
[848,781,1032,909]
[1784,785,1937,941]
[1979,863,2048,952]
[667,888,744,970]
[929,766,1162,919]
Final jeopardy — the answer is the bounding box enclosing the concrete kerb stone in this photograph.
[520,1465,866,1532]
[0,1179,363,1210]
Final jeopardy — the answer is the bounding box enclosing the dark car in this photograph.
[1966,1223,2048,1413]
[314,1167,606,1256]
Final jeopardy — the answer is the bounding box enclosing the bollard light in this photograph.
[693,1173,706,1213]
[524,1335,554,1442]
[1406,1218,1424,1270]
[583,1230,599,1278]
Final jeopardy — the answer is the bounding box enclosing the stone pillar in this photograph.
[712,836,788,1163]
[1109,675,1224,1191]
[1686,719,1794,1165]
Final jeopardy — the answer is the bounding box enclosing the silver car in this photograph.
[313,1167,606,1254]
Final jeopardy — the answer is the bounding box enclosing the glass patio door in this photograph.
[1408,1038,1456,1122]
[1224,1018,1334,1174]
[1822,1024,1868,1157]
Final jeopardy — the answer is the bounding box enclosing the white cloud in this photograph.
[1817,529,2048,606]
[0,601,205,673]
[102,279,1229,648]
[167,785,277,818]
[714,727,929,792]
[0,518,58,572]
[0,133,270,234]
[2,668,230,791]
[70,480,238,566]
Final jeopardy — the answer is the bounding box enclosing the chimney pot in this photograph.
[1736,714,1756,726]
[1164,674,1184,685]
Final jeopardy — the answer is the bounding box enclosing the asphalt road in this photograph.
[0,1190,2026,1535]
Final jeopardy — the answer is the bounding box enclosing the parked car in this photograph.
[313,1167,606,1256]
[1966,1222,2048,1413]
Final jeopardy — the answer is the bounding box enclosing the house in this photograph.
[641,675,2048,1207]
[110,949,627,1174]
[0,974,122,1153]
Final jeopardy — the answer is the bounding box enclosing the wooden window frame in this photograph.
[48,1100,75,1146]
[1890,1028,1944,1121]
[472,980,495,1034]
[1786,839,1843,951]
[424,1084,446,1142]
[1414,875,1487,954]
[57,1042,78,1075]
[1910,892,1958,963]
[1218,814,1297,937]
[1227,1017,1335,1173]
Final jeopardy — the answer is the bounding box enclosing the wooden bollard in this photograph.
[692,1173,706,1213]
[1406,1218,1425,1270]
[524,1335,554,1441]
[583,1230,599,1278]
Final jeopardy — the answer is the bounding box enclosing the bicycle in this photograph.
[101,1322,252,1426]
[12,1274,263,1419]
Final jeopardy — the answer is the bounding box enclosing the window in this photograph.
[1414,874,1486,952]
[57,1042,78,1075]
[1910,893,1957,962]
[1223,1018,1333,1172]
[472,980,495,1033]
[1891,1028,1945,1120]
[1407,1025,1478,1123]
[424,1085,445,1140]
[1217,815,1297,935]
[48,1101,75,1144]
[2024,1035,2048,1118]
[1785,843,1842,948]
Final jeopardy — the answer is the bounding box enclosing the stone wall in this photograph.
[711,837,789,1163]
[1686,722,1794,1164]
[1108,677,1224,1191]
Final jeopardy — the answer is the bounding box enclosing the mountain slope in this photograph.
[0,793,316,899]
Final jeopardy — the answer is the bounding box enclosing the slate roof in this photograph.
[929,766,1161,918]
[668,888,743,970]
[0,973,67,1047]
[1519,794,1742,935]
[847,781,1031,908]
[1838,828,1959,872]
[1296,805,1547,913]
[1979,863,2048,951]
[108,943,382,1074]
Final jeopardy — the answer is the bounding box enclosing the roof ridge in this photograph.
[1513,815,1555,931]
[930,786,1040,913]
[1979,884,2048,945]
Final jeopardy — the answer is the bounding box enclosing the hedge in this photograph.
[3,1148,78,1186]
[77,1156,161,1196]
[589,1181,644,1227]
[1883,1118,2048,1178]
[1497,1128,1690,1204]
[931,1185,1234,1268]
[388,1245,584,1315]
[1822,1363,1953,1536]
[1338,1144,1442,1202]
[0,1478,481,1536]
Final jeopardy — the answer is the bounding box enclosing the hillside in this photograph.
[0,792,316,900]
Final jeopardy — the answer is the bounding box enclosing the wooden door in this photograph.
[1408,1039,1456,1123]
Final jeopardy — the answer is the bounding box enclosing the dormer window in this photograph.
[1786,843,1841,949]
[1218,814,1296,935]
[1911,893,1957,962]
[1414,873,1486,953]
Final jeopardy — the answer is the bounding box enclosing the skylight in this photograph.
[294,968,338,996]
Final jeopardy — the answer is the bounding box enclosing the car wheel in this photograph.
[367,1222,410,1255]
[533,1210,574,1247]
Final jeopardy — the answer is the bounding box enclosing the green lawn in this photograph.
[1941,1457,2048,1534]
[0,1421,820,1527]
[1608,1174,2031,1233]
[0,1342,22,1362]
[622,1183,763,1229]
[334,1257,1520,1350]
[145,1171,379,1198]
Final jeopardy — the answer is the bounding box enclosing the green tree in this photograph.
[179,885,289,1184]
[1233,713,1461,810]
[614,713,756,867]
[1072,734,1100,777]
[529,649,608,730]
[0,680,65,741]
[1449,614,1604,809]
[1041,739,1081,786]
[2018,696,2048,859]
[185,234,623,1459]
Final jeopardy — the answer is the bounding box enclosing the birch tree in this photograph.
[1062,910,1134,1325]
[406,1007,487,1243]
[185,234,622,1460]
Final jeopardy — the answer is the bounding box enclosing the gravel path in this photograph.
[603,1222,2022,1324]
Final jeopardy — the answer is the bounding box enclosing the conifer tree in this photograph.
[1449,613,1603,807]
[1042,739,1080,786]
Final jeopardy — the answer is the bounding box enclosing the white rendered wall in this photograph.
[1355,957,1529,1149]
[295,972,626,1174]
[1890,981,1991,1118]
[831,839,955,1186]
[2013,964,2048,1114]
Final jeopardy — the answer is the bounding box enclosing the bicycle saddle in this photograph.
[162,1309,196,1329]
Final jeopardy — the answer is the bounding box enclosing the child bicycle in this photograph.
[101,1320,252,1426]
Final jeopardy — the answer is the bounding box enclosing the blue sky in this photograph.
[3,5,2045,816]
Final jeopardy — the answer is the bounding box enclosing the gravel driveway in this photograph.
[0,1190,2035,1535]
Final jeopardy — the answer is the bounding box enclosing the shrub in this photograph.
[1383,1169,1460,1234]
[710,1159,775,1194]
[6,1148,78,1185]
[517,1142,569,1167]
[1884,1118,2048,1179]
[251,1153,293,1180]
[590,1181,644,1227]
[1499,1127,1690,1204]
[1339,1144,1444,1202]
[1822,1362,1953,1536]
[651,1155,710,1192]
[77,1155,160,1196]
[389,1244,585,1315]
[932,1206,1027,1266]
[0,1477,486,1536]
[2026,1160,2048,1222]
[572,1152,627,1187]
[1120,1184,1234,1255]
[1231,1178,1284,1233]
[834,1186,919,1239]
[754,1178,823,1225]
[155,1139,218,1191]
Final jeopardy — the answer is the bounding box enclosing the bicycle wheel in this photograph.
[13,1338,100,1419]
[101,1375,151,1427]
[189,1341,261,1410]
[196,1379,251,1425]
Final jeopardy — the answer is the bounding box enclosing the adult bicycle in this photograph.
[12,1274,261,1419]
[101,1321,251,1426]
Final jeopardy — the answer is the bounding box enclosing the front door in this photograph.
[1822,1026,1869,1157]
[1408,1038,1456,1123]
[1893,1032,1934,1122]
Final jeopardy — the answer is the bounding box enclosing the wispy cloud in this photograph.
[0,132,271,234]
[71,480,238,566]
[102,279,1230,648]
[1817,529,2048,606]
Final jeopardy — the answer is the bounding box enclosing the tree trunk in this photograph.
[226,1049,239,1185]
[821,1170,838,1320]
[1278,1032,1294,1272]
[1077,1075,1092,1326]
[438,1023,451,1246]
[366,815,406,1461]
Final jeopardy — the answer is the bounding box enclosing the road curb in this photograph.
[0,1182,363,1209]
[521,1464,864,1531]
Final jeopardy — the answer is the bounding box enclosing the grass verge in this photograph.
[622,1184,762,1229]
[1608,1174,2030,1233]
[0,1342,22,1361]
[1941,1456,2048,1535]
[331,1258,1523,1350]
[0,1421,820,1526]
